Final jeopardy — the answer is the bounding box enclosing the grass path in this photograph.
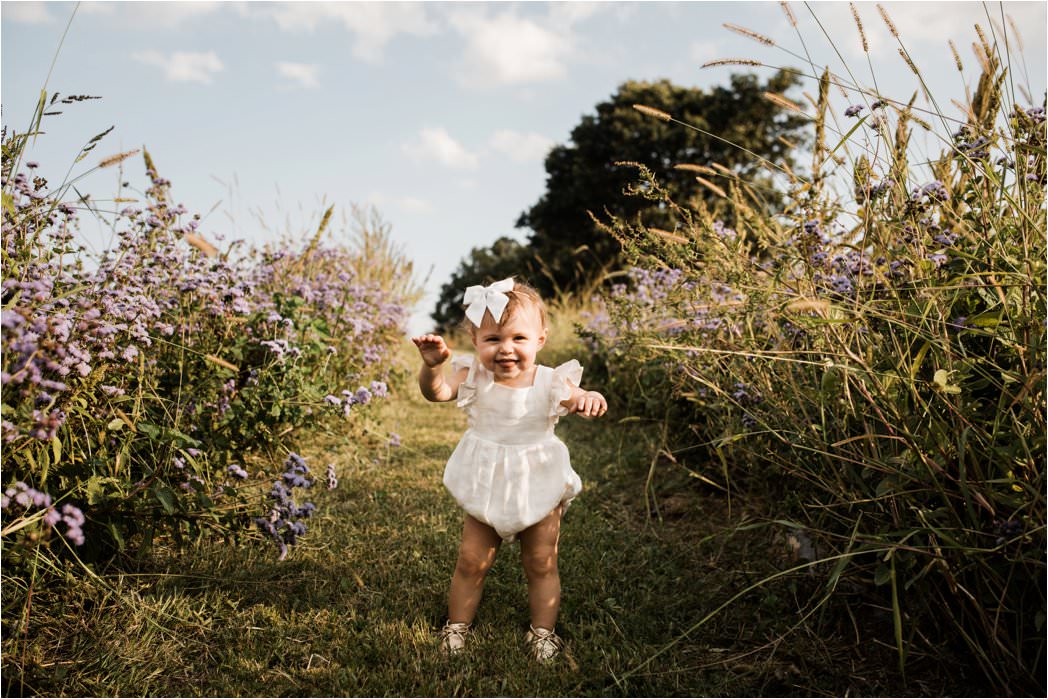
[8,385,969,697]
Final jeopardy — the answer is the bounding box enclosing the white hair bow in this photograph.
[463,277,515,326]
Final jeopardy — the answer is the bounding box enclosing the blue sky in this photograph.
[3,1,1045,334]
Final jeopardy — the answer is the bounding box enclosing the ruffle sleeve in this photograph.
[549,359,584,417]
[451,354,478,409]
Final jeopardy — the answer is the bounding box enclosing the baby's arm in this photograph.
[411,334,468,403]
[560,383,608,418]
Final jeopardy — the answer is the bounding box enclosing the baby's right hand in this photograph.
[412,334,451,368]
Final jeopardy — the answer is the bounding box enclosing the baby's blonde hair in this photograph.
[464,280,548,331]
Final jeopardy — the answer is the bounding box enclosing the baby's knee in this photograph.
[521,548,558,579]
[454,547,495,580]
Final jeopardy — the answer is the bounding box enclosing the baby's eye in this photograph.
[515,336,527,341]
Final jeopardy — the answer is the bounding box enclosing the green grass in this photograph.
[2,353,993,696]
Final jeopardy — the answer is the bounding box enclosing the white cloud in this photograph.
[3,1,55,23]
[449,10,571,87]
[262,1,437,62]
[488,129,554,163]
[276,61,320,89]
[402,128,479,170]
[133,51,224,84]
[79,1,224,26]
[547,1,603,27]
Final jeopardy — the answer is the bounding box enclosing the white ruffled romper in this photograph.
[443,354,585,542]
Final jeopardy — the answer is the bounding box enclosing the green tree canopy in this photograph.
[432,71,806,329]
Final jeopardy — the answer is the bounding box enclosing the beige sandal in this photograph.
[438,621,471,655]
[524,625,563,662]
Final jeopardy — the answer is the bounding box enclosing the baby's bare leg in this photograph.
[447,514,502,624]
[518,506,563,630]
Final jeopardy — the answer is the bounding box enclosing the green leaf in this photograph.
[874,562,892,586]
[83,475,120,505]
[107,417,125,431]
[138,422,161,440]
[153,486,177,515]
[107,521,126,551]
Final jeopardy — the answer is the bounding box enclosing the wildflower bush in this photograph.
[2,115,414,568]
[583,19,1046,696]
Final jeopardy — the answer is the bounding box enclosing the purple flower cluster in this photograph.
[3,144,410,558]
[956,134,992,160]
[325,380,391,417]
[1,482,85,546]
[227,464,249,480]
[911,180,949,205]
[254,452,316,560]
[845,104,865,118]
[1010,106,1045,124]
[3,153,407,448]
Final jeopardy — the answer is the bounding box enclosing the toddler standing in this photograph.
[411,278,607,661]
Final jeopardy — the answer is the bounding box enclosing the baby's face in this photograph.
[471,303,547,386]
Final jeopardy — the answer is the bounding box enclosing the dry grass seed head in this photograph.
[99,149,141,169]
[850,3,869,52]
[647,227,690,244]
[764,91,803,113]
[898,48,919,75]
[633,104,671,121]
[185,233,219,257]
[1006,14,1024,51]
[877,4,899,38]
[779,1,797,27]
[951,98,978,123]
[971,41,992,75]
[695,177,728,198]
[948,40,964,72]
[702,58,763,69]
[723,23,775,46]
[974,23,993,60]
[674,163,719,175]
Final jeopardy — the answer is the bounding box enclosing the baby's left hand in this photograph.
[570,390,607,418]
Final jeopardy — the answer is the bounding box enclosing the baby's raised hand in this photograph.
[570,390,607,419]
[412,334,451,368]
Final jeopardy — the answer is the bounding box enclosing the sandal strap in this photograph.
[526,625,563,655]
[440,622,470,641]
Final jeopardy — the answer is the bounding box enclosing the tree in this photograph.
[432,71,806,327]
[518,72,806,293]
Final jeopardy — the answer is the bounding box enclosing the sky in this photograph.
[2,1,1045,335]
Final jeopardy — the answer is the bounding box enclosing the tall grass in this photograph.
[582,7,1045,694]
